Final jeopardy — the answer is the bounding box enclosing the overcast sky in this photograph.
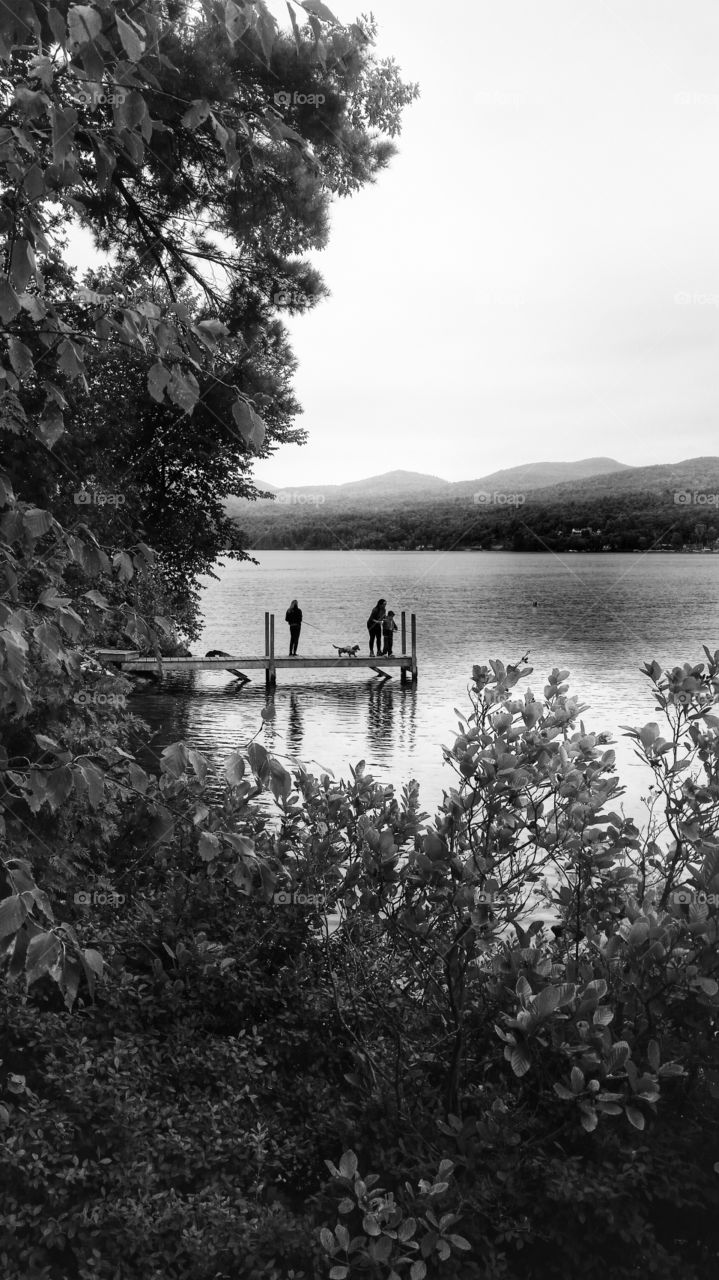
[70,0,719,486]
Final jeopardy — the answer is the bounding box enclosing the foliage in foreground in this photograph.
[2,652,719,1279]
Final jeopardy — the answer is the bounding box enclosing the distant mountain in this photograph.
[226,458,628,516]
[224,468,450,517]
[452,456,630,498]
[523,456,719,504]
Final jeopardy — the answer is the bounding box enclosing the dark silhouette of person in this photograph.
[381,610,398,656]
[367,598,386,656]
[285,599,302,655]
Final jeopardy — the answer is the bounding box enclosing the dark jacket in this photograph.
[367,604,386,629]
[285,606,302,626]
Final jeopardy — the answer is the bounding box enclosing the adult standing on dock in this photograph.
[285,599,302,655]
[367,598,386,656]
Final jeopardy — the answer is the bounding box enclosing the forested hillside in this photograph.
[231,458,719,551]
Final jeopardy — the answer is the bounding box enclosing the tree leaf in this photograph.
[25,930,62,986]
[115,11,145,61]
[0,894,26,939]
[67,4,102,49]
[338,1150,358,1179]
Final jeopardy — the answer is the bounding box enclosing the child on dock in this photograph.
[381,610,398,656]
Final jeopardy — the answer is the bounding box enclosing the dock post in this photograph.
[269,613,276,687]
[400,611,407,685]
[411,613,417,683]
[264,611,271,690]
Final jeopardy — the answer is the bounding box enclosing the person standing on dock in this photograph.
[381,610,398,656]
[285,599,302,655]
[367,598,386,656]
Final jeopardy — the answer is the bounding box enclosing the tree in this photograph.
[0,0,417,1002]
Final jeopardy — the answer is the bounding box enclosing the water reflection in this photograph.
[131,672,422,792]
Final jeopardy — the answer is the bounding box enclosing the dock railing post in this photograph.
[269,613,276,687]
[264,611,270,689]
[411,613,417,683]
[401,610,407,685]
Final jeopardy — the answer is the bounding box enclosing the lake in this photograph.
[131,550,718,825]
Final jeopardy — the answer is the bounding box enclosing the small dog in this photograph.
[333,644,360,658]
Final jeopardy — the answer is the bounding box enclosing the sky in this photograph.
[69,0,719,486]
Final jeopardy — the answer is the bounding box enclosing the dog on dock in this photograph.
[333,644,360,658]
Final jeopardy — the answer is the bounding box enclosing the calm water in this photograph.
[131,551,718,822]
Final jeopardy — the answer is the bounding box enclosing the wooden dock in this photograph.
[95,611,418,688]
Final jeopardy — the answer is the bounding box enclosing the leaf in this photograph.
[247,741,269,777]
[51,106,77,163]
[231,398,265,449]
[592,1006,614,1025]
[115,11,145,61]
[167,365,200,413]
[0,894,26,939]
[113,551,134,582]
[510,1045,530,1077]
[338,1150,358,1179]
[534,984,560,1017]
[7,338,34,380]
[182,99,211,130]
[606,1041,631,1072]
[647,1040,660,1072]
[38,404,65,448]
[67,4,102,48]
[570,1066,585,1094]
[199,831,221,862]
[224,752,245,785]
[25,931,62,987]
[260,703,276,721]
[0,279,21,323]
[83,947,104,977]
[625,1106,645,1130]
[448,1234,472,1251]
[225,0,250,41]
[329,1270,348,1280]
[301,0,337,20]
[410,1263,427,1280]
[23,507,53,538]
[319,1228,334,1252]
[580,1106,598,1132]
